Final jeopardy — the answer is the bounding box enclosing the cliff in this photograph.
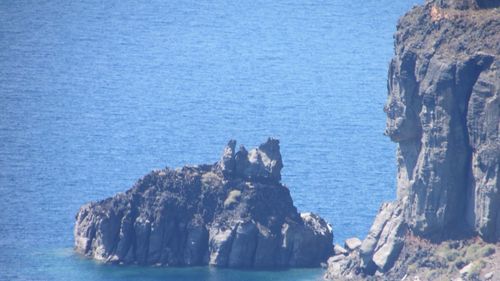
[326,0,499,280]
[74,138,333,268]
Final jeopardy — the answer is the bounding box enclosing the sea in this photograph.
[0,1,417,280]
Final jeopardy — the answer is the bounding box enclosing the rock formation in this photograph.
[326,0,499,279]
[74,138,333,268]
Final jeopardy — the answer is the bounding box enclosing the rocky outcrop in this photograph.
[326,0,499,279]
[74,138,333,268]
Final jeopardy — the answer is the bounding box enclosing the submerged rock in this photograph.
[74,138,333,268]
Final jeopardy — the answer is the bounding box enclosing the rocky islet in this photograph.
[74,138,333,268]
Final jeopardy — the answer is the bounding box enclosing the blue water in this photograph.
[0,1,416,280]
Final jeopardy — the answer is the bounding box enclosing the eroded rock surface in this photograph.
[74,138,333,268]
[326,0,499,279]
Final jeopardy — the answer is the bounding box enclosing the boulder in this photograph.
[345,238,362,252]
[334,244,348,256]
[359,202,406,273]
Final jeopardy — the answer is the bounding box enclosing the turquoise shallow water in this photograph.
[22,247,324,281]
[1,0,416,280]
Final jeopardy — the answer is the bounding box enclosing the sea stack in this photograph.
[74,138,333,268]
[326,0,499,280]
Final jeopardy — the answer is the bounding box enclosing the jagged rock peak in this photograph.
[427,0,500,9]
[217,138,283,183]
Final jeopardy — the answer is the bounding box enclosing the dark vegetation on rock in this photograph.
[326,0,499,280]
[74,138,333,268]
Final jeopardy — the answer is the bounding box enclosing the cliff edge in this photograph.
[326,0,499,280]
[74,138,333,268]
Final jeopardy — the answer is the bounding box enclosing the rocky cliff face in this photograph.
[74,138,333,268]
[326,0,499,279]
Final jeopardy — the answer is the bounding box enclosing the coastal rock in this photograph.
[359,202,406,273]
[74,138,333,268]
[334,244,348,256]
[344,237,362,252]
[326,0,499,279]
[324,252,362,281]
[385,0,499,242]
[466,65,500,242]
